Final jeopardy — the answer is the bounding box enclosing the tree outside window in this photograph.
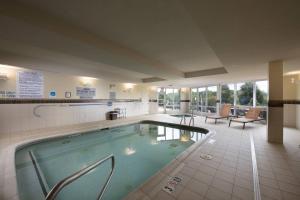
[221,84,234,104]
[207,86,217,113]
[191,88,198,107]
[237,82,253,106]
[198,87,206,112]
[256,81,268,106]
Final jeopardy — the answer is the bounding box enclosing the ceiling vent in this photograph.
[142,77,166,83]
[184,67,228,78]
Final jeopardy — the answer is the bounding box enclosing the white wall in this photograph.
[283,75,300,128]
[297,79,300,129]
[0,65,150,137]
[0,102,148,139]
[180,88,189,113]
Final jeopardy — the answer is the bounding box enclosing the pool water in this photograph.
[15,122,208,200]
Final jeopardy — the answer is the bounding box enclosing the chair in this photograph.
[229,107,262,129]
[114,108,126,118]
[205,104,233,124]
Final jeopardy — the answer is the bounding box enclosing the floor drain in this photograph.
[200,153,213,160]
[162,176,182,194]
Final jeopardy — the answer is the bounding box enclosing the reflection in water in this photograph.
[156,126,205,142]
[150,140,159,145]
[124,147,136,155]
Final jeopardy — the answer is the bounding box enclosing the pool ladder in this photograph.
[179,108,195,126]
[29,151,115,200]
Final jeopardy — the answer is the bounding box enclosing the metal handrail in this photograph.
[29,151,50,196]
[45,154,115,200]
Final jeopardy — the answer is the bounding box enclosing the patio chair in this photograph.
[114,108,126,118]
[205,104,233,124]
[228,107,262,129]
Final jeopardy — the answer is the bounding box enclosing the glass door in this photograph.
[157,88,181,113]
[157,88,165,113]
[198,87,206,112]
[165,88,174,112]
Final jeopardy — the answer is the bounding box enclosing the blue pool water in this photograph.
[15,121,208,200]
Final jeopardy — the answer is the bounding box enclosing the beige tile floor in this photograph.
[1,114,300,200]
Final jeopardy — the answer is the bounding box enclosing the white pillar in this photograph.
[268,60,283,143]
[216,84,221,115]
[180,88,189,113]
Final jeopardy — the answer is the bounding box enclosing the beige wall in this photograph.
[0,65,151,136]
[297,77,300,129]
[0,65,148,100]
[283,75,297,127]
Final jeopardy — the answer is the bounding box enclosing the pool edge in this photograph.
[4,118,214,200]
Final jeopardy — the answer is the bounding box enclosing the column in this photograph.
[216,84,221,115]
[268,60,283,143]
[180,88,189,113]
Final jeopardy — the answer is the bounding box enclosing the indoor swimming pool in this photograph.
[15,121,209,200]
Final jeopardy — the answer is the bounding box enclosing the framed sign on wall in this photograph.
[17,71,44,98]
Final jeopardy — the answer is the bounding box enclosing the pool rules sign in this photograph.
[17,71,44,98]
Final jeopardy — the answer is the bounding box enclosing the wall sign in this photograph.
[0,90,16,98]
[0,91,5,98]
[49,90,56,98]
[76,87,96,99]
[65,91,72,98]
[109,92,116,100]
[17,71,44,98]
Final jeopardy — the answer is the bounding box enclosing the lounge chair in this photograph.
[205,104,233,124]
[228,107,262,129]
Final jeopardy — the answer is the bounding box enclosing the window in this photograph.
[157,88,165,112]
[165,88,174,111]
[190,80,268,117]
[173,89,180,110]
[237,82,253,106]
[191,88,198,107]
[256,81,268,106]
[157,88,180,112]
[198,87,206,112]
[207,86,217,113]
[221,84,234,105]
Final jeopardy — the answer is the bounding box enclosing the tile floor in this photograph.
[0,114,300,200]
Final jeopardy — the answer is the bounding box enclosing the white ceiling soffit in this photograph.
[283,58,300,74]
[0,1,184,80]
[181,0,300,67]
[14,0,223,73]
[0,49,144,82]
[152,63,268,87]
[0,0,299,86]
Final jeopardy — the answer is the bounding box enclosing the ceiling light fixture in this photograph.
[285,70,300,76]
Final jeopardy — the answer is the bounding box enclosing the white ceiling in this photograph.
[0,0,300,86]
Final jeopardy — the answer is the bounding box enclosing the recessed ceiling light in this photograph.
[285,70,300,75]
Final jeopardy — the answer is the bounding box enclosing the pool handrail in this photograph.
[44,154,115,200]
[29,150,50,196]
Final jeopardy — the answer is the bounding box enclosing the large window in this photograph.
[157,88,180,112]
[173,89,180,110]
[165,88,174,111]
[221,84,234,104]
[198,87,206,112]
[237,82,253,106]
[256,81,268,106]
[157,88,165,112]
[191,88,198,107]
[190,80,268,119]
[207,86,217,113]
